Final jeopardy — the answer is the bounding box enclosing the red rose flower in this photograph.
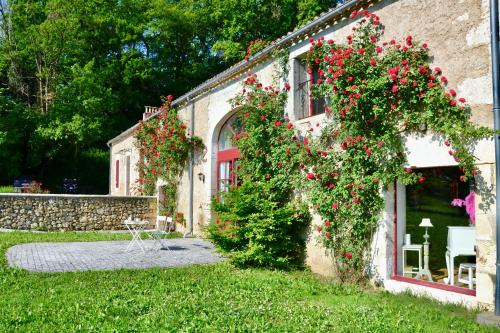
[325,220,331,227]
[260,115,266,120]
[345,252,352,259]
[325,232,331,239]
[373,178,379,183]
[332,202,338,209]
[448,150,454,155]
[460,175,466,182]
[274,120,282,127]
[316,226,322,232]
[450,100,456,106]
[405,167,412,174]
[449,89,457,96]
[419,177,426,183]
[376,46,383,53]
[459,97,466,103]
[306,172,315,180]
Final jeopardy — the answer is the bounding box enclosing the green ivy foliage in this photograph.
[208,75,311,269]
[302,10,491,281]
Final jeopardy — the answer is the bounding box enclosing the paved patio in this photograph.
[6,238,224,272]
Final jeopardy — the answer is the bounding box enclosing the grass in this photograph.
[0,185,15,193]
[0,231,496,332]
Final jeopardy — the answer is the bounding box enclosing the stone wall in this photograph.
[0,194,157,231]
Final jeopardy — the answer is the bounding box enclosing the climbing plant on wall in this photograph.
[134,95,204,196]
[301,10,491,281]
[208,72,311,269]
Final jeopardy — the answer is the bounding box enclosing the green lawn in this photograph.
[0,232,496,332]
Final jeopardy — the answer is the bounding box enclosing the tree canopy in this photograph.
[0,0,337,193]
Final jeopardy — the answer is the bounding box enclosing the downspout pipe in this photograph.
[490,0,500,316]
[184,98,195,238]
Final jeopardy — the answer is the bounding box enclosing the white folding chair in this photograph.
[146,216,174,251]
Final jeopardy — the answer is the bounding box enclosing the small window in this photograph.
[115,159,120,188]
[295,60,326,120]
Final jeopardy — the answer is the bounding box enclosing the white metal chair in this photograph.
[457,263,476,289]
[146,216,174,251]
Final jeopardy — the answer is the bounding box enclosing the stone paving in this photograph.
[6,238,224,273]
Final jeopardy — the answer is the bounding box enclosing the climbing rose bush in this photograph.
[302,10,490,281]
[244,39,270,60]
[134,95,203,195]
[208,74,311,269]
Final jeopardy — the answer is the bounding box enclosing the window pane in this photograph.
[401,167,474,287]
[219,126,233,150]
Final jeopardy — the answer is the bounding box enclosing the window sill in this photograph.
[294,113,327,126]
[391,275,476,296]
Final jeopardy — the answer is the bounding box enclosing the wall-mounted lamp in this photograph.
[197,172,205,183]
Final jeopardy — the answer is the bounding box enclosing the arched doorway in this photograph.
[217,113,243,192]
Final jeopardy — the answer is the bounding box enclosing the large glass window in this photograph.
[396,166,476,294]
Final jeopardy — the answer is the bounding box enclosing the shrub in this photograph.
[208,70,311,269]
[209,182,310,269]
[0,186,15,193]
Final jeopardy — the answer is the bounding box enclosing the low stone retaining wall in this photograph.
[0,194,157,231]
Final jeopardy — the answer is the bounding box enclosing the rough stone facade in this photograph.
[0,194,156,231]
[108,0,497,308]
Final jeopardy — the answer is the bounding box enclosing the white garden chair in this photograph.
[146,216,174,251]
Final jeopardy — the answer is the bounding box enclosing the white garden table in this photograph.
[123,219,149,253]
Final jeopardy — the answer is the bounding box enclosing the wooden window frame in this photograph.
[296,62,326,120]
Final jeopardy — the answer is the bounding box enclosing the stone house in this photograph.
[107,0,497,309]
